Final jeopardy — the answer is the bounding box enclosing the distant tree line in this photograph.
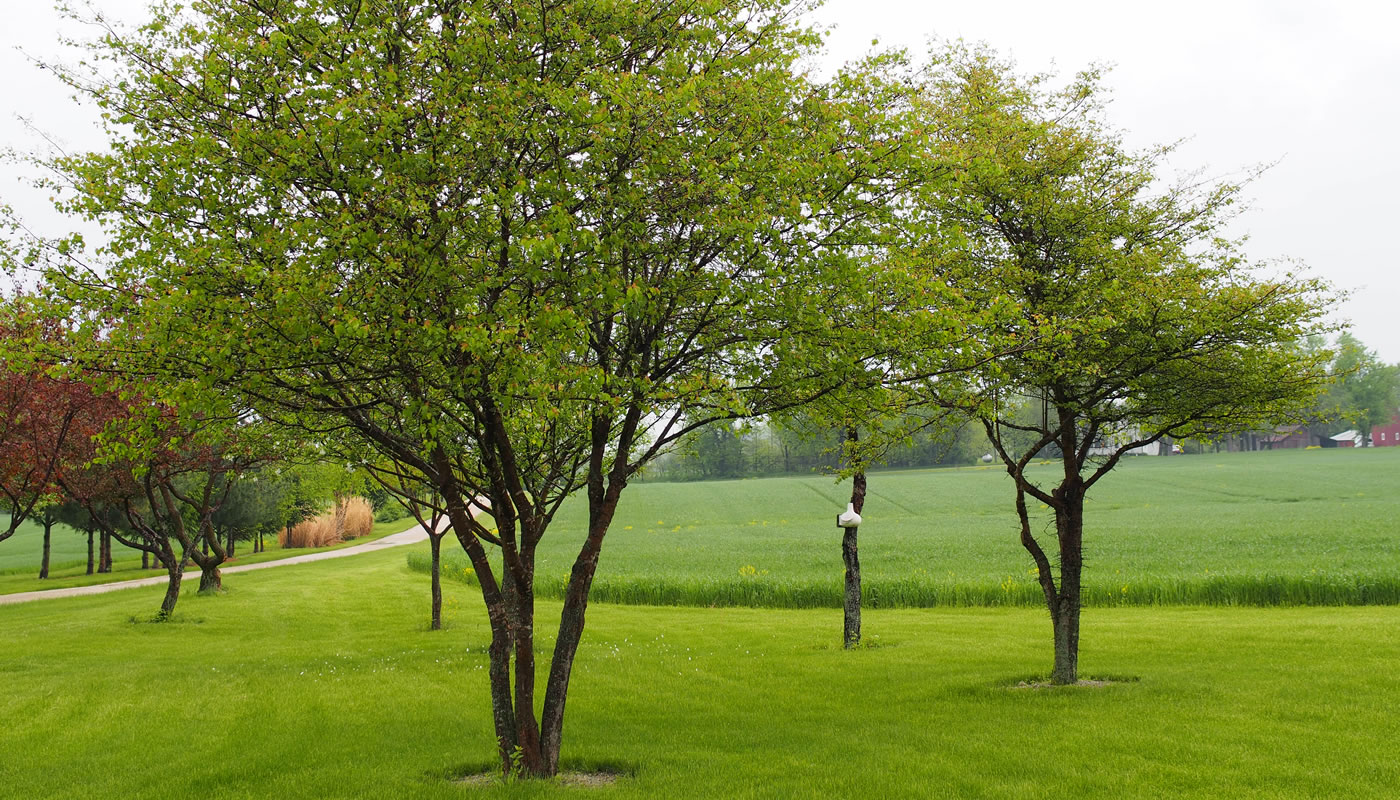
[641,414,1000,481]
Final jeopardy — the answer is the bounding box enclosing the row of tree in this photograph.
[644,414,992,480]
[1,0,1340,780]
[0,320,400,600]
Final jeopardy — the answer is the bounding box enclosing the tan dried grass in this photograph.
[278,496,376,548]
[340,496,374,540]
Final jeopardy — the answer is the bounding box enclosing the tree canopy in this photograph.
[36,0,921,776]
[904,44,1335,683]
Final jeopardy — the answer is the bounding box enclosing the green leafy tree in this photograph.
[211,470,286,557]
[1332,334,1400,445]
[38,0,908,776]
[908,44,1334,684]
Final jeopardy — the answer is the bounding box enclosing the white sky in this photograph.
[3,1,1397,361]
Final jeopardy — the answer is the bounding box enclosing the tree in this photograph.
[40,0,908,776]
[34,504,60,579]
[1332,334,1400,446]
[0,303,109,548]
[211,469,286,557]
[57,400,263,616]
[909,45,1334,684]
[366,464,453,631]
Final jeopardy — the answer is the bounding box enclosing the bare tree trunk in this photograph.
[156,545,183,620]
[842,463,867,649]
[429,533,443,631]
[508,578,544,775]
[141,550,149,570]
[38,516,53,579]
[1051,597,1081,684]
[191,526,228,594]
[841,527,860,648]
[198,563,223,593]
[538,482,623,775]
[86,530,94,575]
[1050,488,1085,684]
[99,531,112,573]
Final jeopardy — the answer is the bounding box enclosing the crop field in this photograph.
[414,448,1400,608]
[3,546,1398,798]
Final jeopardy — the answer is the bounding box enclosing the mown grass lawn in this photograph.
[3,545,1398,799]
[0,515,420,596]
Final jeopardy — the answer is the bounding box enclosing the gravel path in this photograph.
[0,523,434,607]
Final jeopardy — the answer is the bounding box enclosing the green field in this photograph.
[417,448,1400,608]
[0,515,144,573]
[3,545,1397,798]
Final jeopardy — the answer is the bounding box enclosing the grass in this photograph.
[0,514,421,596]
[414,448,1400,608]
[0,515,144,572]
[2,545,1398,798]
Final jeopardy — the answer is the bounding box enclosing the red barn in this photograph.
[1373,414,1400,447]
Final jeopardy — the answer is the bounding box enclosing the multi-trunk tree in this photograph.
[906,45,1334,684]
[56,399,267,617]
[41,0,922,777]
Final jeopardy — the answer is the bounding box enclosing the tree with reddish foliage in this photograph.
[0,305,118,550]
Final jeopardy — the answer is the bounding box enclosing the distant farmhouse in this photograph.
[1370,414,1400,447]
[1086,413,1400,456]
[1328,414,1400,448]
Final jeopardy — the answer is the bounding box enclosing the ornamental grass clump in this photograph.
[280,496,375,548]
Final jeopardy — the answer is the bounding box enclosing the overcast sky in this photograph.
[3,1,1396,361]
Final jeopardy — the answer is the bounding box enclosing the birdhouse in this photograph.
[836,502,862,529]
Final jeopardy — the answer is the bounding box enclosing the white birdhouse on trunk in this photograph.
[836,502,862,529]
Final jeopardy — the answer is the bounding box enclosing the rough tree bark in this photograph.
[38,515,53,579]
[154,540,183,619]
[995,405,1092,687]
[429,531,443,631]
[842,429,867,650]
[1049,485,1085,684]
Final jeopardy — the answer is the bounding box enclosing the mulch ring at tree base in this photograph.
[1008,675,1140,690]
[457,770,626,788]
